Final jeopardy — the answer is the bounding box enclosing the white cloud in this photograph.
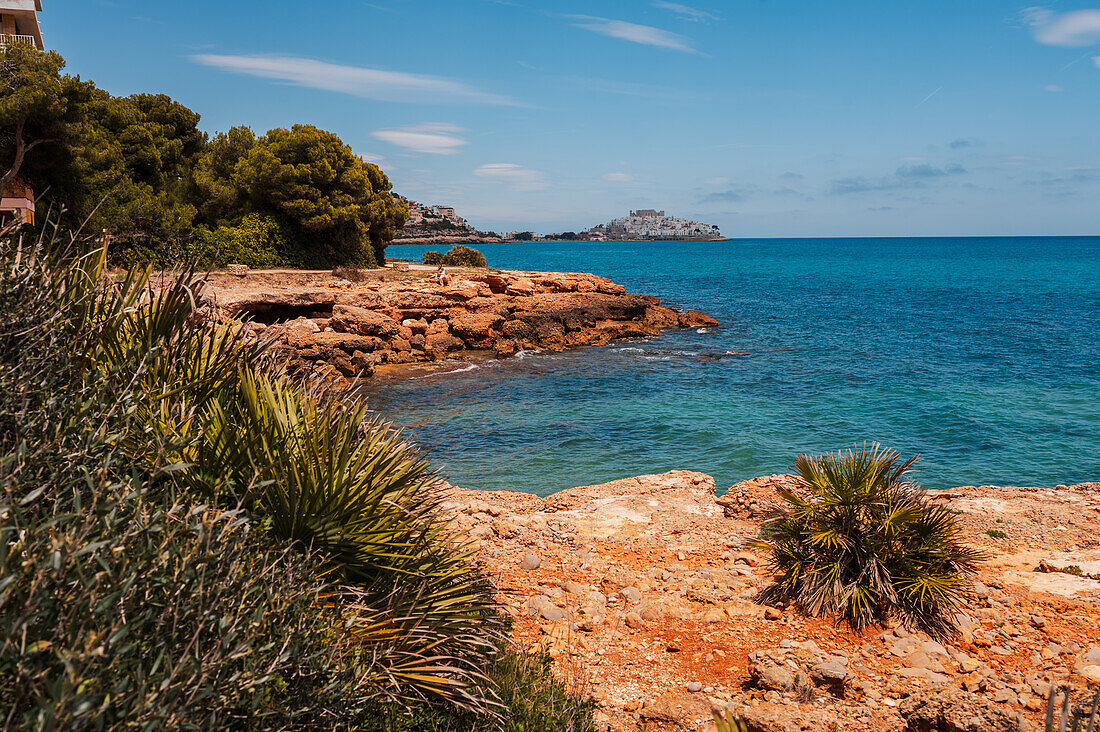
[652,1,721,22]
[357,151,387,164]
[474,163,548,190]
[570,16,698,53]
[704,176,730,186]
[190,54,518,105]
[603,172,635,182]
[1023,7,1100,47]
[1044,84,1066,92]
[371,124,468,155]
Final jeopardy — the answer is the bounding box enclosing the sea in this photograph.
[363,237,1100,496]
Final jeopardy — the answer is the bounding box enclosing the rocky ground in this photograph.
[444,472,1100,731]
[196,266,715,387]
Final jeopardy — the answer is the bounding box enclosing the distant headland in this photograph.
[390,199,727,244]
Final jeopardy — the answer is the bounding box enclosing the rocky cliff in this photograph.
[446,472,1100,731]
[197,267,716,385]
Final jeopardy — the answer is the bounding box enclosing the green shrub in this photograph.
[189,213,287,268]
[754,444,983,640]
[423,246,488,268]
[985,529,1007,540]
[0,236,374,727]
[0,225,501,724]
[444,245,487,268]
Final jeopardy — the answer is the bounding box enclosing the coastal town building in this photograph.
[395,196,470,228]
[430,205,466,226]
[0,177,35,227]
[0,0,43,50]
[586,209,721,240]
[0,0,43,228]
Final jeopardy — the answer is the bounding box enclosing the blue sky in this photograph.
[44,1,1100,235]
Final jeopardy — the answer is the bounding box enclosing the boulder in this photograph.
[679,310,719,327]
[425,332,465,355]
[750,661,794,691]
[313,332,386,353]
[810,660,848,696]
[898,688,1038,732]
[448,310,504,341]
[330,305,401,337]
[281,317,320,348]
[504,278,536,296]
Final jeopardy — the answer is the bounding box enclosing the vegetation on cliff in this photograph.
[754,444,983,640]
[0,222,596,730]
[0,44,406,268]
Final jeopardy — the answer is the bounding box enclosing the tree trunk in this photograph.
[0,117,54,193]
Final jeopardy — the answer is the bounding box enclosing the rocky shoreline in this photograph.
[196,266,716,386]
[445,472,1100,731]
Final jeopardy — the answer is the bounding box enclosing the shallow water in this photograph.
[363,238,1100,495]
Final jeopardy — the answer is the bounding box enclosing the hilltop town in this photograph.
[584,210,723,241]
[390,201,725,244]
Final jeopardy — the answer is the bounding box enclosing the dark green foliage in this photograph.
[0,43,87,192]
[423,246,488,268]
[189,213,290,268]
[444,245,488,268]
[511,232,534,241]
[754,445,983,640]
[0,223,507,725]
[985,529,1007,540]
[214,124,407,268]
[193,125,257,224]
[4,47,407,268]
[0,232,374,728]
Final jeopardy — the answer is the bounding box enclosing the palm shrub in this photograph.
[753,444,983,640]
[0,230,375,727]
[193,368,502,709]
[0,220,504,723]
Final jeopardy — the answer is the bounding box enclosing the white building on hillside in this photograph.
[0,0,43,228]
[0,0,43,50]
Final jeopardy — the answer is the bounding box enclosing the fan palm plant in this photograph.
[196,368,502,710]
[754,444,983,640]
[7,226,504,714]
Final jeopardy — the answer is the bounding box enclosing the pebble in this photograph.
[521,554,541,570]
[685,681,702,693]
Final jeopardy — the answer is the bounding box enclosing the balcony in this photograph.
[0,34,37,47]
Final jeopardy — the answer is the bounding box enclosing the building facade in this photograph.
[0,0,43,50]
[0,1,43,228]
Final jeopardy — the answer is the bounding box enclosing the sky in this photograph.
[41,0,1100,236]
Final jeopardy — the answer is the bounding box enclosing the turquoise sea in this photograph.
[367,238,1100,495]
